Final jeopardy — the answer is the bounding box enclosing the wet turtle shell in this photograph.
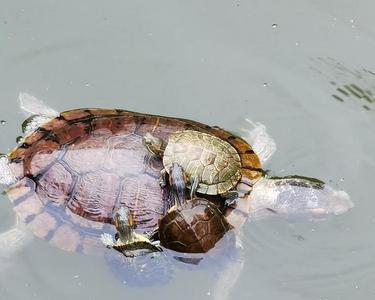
[163,130,242,195]
[5,108,263,254]
[159,198,232,253]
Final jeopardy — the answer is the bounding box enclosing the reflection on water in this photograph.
[310,57,375,111]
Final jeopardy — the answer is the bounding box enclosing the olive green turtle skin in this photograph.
[159,197,232,253]
[4,108,262,254]
[162,130,242,195]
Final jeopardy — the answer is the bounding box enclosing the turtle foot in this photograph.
[240,118,276,164]
[19,93,59,118]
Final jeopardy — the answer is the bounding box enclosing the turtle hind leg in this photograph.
[19,93,59,118]
[240,118,276,165]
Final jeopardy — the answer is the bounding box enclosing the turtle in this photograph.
[156,163,233,253]
[0,94,265,261]
[142,130,244,201]
[158,197,231,253]
[101,206,162,257]
[0,93,354,291]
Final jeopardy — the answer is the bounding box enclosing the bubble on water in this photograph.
[295,41,300,46]
[207,291,211,296]
[340,178,345,182]
[263,82,268,87]
[0,120,6,125]
[272,23,278,28]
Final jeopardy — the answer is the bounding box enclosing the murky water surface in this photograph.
[0,1,374,299]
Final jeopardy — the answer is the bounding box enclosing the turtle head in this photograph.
[113,207,134,243]
[142,133,165,157]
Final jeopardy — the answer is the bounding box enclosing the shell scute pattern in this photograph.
[63,134,108,173]
[159,199,231,253]
[163,130,242,195]
[118,174,166,231]
[67,170,121,223]
[105,135,148,177]
[5,108,262,254]
[37,162,75,205]
[28,211,57,239]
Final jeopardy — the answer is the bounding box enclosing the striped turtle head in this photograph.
[113,207,134,244]
[142,133,165,157]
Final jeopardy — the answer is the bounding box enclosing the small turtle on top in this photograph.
[143,130,244,201]
[156,162,232,253]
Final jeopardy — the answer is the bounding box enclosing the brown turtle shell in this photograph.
[159,198,232,253]
[5,108,263,254]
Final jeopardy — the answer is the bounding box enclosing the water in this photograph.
[0,0,374,299]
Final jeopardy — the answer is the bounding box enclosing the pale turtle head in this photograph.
[101,206,162,257]
[142,133,165,157]
[113,206,134,243]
